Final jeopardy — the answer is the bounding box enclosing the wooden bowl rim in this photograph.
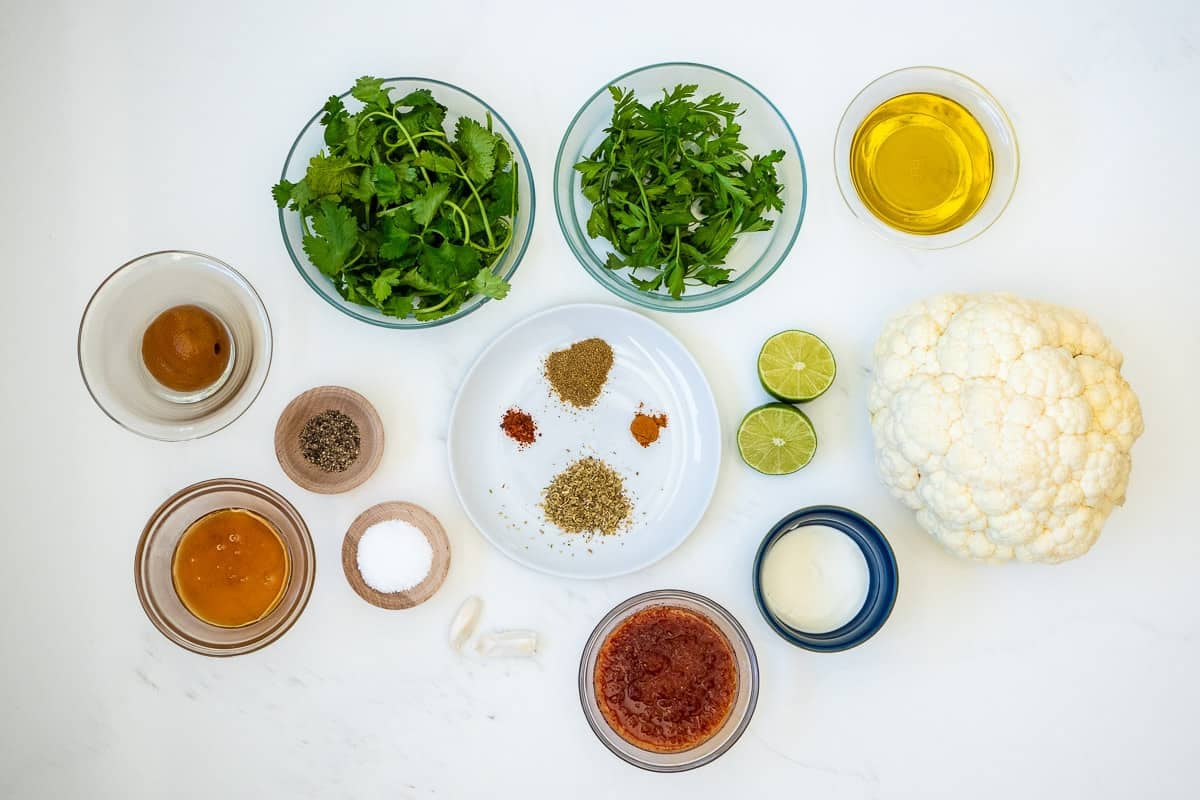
[274,385,384,494]
[341,501,451,610]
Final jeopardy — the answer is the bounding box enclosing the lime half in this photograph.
[757,331,836,403]
[737,403,817,475]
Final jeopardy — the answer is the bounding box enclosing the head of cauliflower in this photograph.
[868,293,1143,563]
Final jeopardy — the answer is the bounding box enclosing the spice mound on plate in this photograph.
[544,338,614,408]
[541,457,631,535]
[500,407,538,448]
[299,409,361,473]
[595,605,737,753]
[630,409,668,447]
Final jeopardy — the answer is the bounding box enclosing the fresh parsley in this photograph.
[273,76,519,321]
[574,84,785,299]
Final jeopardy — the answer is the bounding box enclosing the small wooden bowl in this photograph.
[275,386,384,494]
[342,502,451,610]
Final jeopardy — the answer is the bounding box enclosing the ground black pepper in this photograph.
[299,409,361,473]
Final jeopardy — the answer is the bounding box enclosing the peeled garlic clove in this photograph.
[475,629,538,658]
[448,595,483,651]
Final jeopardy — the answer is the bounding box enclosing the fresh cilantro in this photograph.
[301,199,359,276]
[350,76,390,108]
[271,179,296,208]
[454,117,498,184]
[574,84,786,299]
[469,268,511,300]
[305,153,358,197]
[273,76,520,319]
[406,183,450,226]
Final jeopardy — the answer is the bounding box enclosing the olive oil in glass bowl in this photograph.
[834,67,1018,249]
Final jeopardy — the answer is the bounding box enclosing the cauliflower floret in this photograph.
[868,293,1144,564]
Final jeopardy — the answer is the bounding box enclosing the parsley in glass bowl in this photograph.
[554,62,805,313]
[276,77,534,329]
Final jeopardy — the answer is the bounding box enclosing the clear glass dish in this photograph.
[134,478,315,657]
[277,77,535,329]
[554,62,806,312]
[78,250,273,441]
[578,589,759,772]
[834,66,1019,249]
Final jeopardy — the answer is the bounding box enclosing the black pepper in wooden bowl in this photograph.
[299,409,361,473]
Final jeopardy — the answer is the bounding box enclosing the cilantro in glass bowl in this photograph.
[275,76,534,328]
[554,63,805,313]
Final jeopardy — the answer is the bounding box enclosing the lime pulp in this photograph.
[757,330,836,403]
[736,403,818,475]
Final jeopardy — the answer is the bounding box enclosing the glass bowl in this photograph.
[578,589,759,772]
[753,506,898,652]
[554,62,806,312]
[78,251,273,441]
[277,77,535,329]
[834,66,1019,249]
[134,478,315,657]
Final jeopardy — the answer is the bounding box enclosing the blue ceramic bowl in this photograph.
[752,506,898,652]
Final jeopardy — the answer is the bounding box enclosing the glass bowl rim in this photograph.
[77,249,274,442]
[277,75,536,329]
[133,477,316,657]
[553,60,807,312]
[752,505,899,652]
[577,588,760,772]
[832,64,1020,250]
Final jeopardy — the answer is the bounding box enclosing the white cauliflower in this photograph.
[868,293,1143,563]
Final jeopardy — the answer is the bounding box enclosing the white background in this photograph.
[2,0,1197,797]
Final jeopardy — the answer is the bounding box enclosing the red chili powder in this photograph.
[501,407,538,448]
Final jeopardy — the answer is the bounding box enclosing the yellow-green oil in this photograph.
[849,93,993,235]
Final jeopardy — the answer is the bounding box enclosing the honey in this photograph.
[849,92,993,235]
[141,304,231,394]
[172,508,289,628]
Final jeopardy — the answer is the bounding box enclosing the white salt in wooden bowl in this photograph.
[341,502,450,610]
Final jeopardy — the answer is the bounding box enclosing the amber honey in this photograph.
[141,304,231,393]
[849,92,993,235]
[172,508,289,628]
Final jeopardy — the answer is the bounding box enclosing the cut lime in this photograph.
[757,330,836,403]
[737,403,817,475]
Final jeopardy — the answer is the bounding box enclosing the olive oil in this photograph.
[849,92,993,235]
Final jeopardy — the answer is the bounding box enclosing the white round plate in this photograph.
[448,304,721,579]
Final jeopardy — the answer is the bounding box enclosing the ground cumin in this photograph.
[630,411,668,447]
[544,338,614,408]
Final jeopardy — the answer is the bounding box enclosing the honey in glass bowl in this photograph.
[849,92,993,235]
[171,508,290,628]
[140,304,235,402]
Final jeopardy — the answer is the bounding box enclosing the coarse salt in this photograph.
[356,519,433,593]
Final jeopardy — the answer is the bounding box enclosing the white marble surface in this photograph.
[2,1,1197,797]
